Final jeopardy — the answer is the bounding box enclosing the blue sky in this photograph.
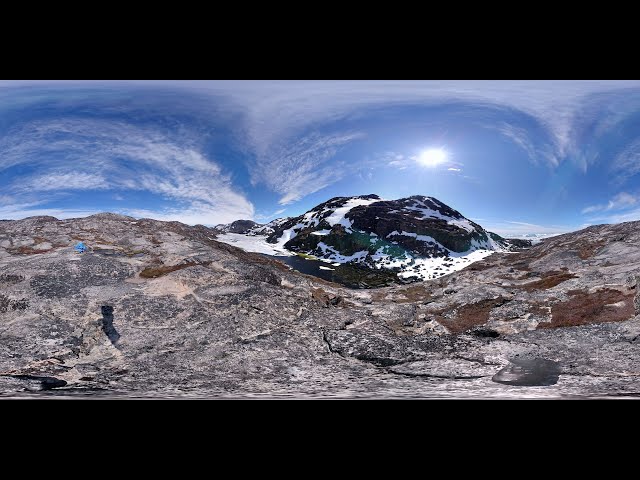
[1,80,640,236]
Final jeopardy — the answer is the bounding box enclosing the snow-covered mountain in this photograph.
[216,194,525,281]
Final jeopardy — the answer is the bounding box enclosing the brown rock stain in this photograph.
[436,296,510,334]
[538,288,635,329]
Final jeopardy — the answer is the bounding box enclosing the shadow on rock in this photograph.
[101,305,120,346]
[12,375,67,391]
[492,357,561,386]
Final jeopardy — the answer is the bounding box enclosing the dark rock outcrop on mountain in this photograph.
[349,196,500,253]
[214,219,258,234]
[215,217,289,237]
[2,213,640,398]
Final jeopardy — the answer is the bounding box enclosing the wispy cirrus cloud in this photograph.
[4,81,640,227]
[0,195,15,206]
[491,122,559,167]
[382,151,464,172]
[102,80,630,203]
[254,208,287,222]
[192,80,636,153]
[251,131,365,205]
[610,140,640,186]
[12,172,109,193]
[194,80,640,180]
[383,152,409,170]
[0,118,254,224]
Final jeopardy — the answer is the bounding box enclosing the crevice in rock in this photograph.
[452,355,502,367]
[387,370,490,380]
[322,330,344,358]
[339,319,354,330]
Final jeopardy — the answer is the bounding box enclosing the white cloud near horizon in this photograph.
[484,220,573,237]
[581,192,639,214]
[0,204,101,221]
[581,192,640,224]
[585,208,640,225]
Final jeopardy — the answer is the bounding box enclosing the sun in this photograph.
[416,148,448,167]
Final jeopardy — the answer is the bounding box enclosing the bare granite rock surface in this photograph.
[1,214,640,398]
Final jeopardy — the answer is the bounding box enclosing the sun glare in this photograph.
[417,148,448,167]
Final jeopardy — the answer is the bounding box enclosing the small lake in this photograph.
[266,254,342,282]
[263,254,405,289]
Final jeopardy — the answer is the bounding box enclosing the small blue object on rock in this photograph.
[74,242,87,253]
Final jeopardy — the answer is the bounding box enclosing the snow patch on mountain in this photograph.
[316,241,370,263]
[274,222,304,250]
[387,230,440,244]
[402,198,475,232]
[325,197,379,229]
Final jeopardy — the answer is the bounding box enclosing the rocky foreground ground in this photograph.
[1,213,640,398]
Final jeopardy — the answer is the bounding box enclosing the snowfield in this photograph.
[388,249,495,281]
[216,233,292,256]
